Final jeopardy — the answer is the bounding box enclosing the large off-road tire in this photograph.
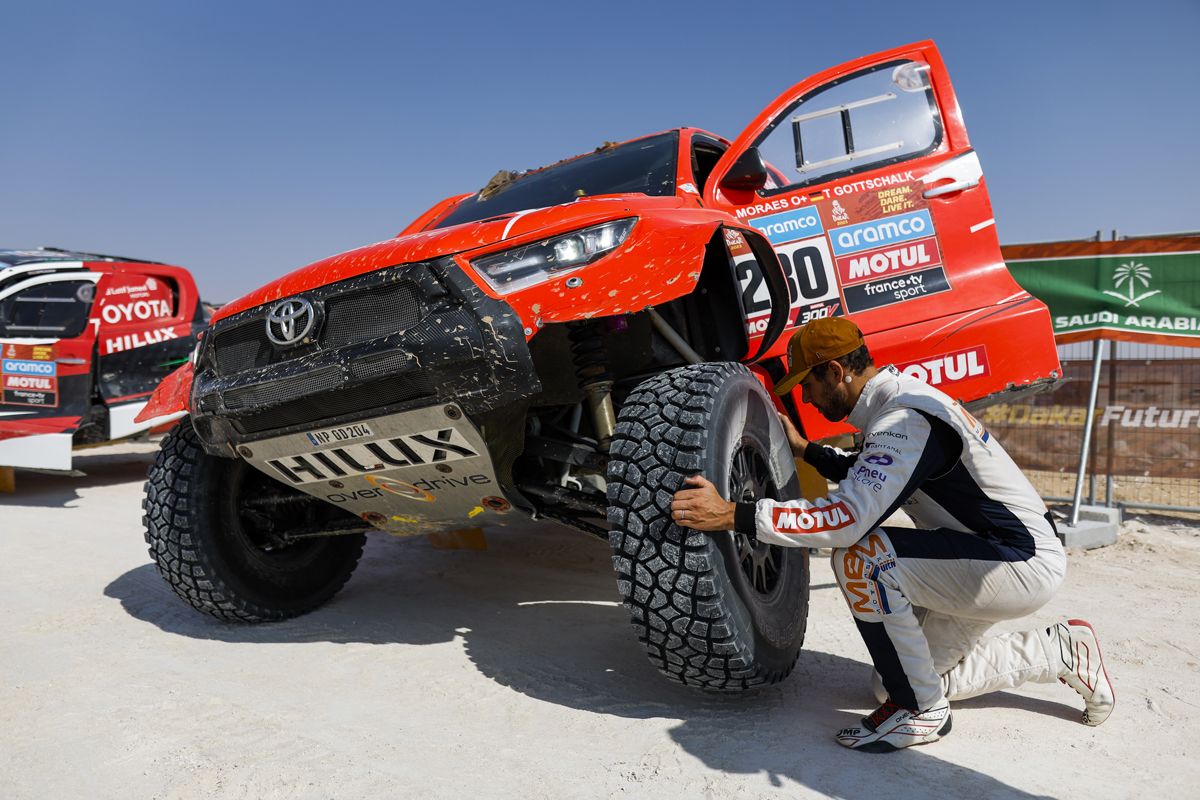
[142,421,366,622]
[607,363,810,691]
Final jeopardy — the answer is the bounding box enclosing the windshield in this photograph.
[433,132,678,230]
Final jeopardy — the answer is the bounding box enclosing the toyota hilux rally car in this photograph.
[0,248,205,473]
[139,42,1060,692]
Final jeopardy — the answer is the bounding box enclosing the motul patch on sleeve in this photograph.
[771,502,856,533]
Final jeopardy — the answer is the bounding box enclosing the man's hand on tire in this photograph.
[778,412,808,458]
[671,475,735,532]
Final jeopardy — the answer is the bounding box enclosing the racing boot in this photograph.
[1049,619,1115,726]
[835,700,952,753]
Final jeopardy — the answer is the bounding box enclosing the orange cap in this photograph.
[773,317,865,396]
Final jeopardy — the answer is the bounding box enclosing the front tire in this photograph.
[142,422,365,622]
[606,363,810,691]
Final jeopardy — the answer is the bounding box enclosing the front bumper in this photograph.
[190,258,539,453]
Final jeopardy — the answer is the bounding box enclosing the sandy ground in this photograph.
[1,442,1198,800]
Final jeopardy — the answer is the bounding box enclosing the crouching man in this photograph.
[671,317,1114,753]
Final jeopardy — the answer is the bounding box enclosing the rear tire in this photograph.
[606,363,810,691]
[142,422,365,622]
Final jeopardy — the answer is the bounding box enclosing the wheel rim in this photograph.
[218,460,332,571]
[729,442,785,597]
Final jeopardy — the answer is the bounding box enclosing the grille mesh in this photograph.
[233,373,434,434]
[323,283,422,349]
[223,368,343,410]
[213,321,274,375]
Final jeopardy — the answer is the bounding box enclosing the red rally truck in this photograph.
[0,248,206,472]
[138,42,1061,692]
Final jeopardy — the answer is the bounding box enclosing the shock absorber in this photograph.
[567,320,616,450]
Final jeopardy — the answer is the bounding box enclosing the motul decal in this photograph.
[3,374,56,392]
[771,501,856,534]
[836,235,942,285]
[102,325,181,355]
[896,346,990,387]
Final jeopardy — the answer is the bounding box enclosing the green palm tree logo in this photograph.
[1103,261,1161,307]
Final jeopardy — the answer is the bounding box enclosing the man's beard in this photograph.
[817,393,852,422]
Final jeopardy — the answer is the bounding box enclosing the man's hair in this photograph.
[810,344,874,380]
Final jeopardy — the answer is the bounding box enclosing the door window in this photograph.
[755,60,941,193]
[0,280,96,338]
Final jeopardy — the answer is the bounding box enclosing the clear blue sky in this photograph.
[3,0,1197,302]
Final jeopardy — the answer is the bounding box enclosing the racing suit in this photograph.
[733,366,1067,712]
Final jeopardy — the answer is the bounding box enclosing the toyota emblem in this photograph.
[265,298,317,346]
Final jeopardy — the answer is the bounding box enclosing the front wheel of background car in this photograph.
[142,421,366,622]
[606,363,810,692]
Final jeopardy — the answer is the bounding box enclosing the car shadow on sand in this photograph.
[106,525,1065,798]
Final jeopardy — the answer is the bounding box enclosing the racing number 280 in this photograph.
[736,246,830,314]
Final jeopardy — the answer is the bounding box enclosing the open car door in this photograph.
[705,41,1059,438]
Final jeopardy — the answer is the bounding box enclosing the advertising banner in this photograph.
[980,359,1200,479]
[1003,237,1200,345]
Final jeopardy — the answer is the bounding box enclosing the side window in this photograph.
[691,140,728,195]
[0,280,96,338]
[756,60,941,192]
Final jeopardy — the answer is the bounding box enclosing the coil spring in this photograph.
[566,320,612,386]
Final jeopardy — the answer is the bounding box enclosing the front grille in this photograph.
[233,373,435,435]
[323,282,422,348]
[209,275,427,376]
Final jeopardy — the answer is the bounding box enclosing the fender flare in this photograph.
[134,362,194,423]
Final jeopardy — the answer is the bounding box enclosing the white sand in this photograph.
[1,442,1195,799]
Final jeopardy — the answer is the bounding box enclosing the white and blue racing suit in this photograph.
[733,366,1068,712]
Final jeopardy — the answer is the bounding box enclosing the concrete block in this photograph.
[1078,505,1122,526]
[1058,505,1120,550]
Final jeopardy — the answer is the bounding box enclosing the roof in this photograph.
[0,246,164,268]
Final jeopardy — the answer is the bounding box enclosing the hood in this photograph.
[213,194,693,321]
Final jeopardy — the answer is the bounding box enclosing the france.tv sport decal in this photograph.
[828,210,951,313]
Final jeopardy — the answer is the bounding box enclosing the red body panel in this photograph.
[135,361,194,423]
[148,42,1059,440]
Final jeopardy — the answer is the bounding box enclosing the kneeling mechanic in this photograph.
[670,317,1115,753]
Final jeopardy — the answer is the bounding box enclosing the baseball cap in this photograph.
[773,317,865,396]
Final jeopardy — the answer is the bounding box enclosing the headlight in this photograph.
[470,218,636,294]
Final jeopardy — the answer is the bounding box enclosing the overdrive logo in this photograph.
[365,474,435,502]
